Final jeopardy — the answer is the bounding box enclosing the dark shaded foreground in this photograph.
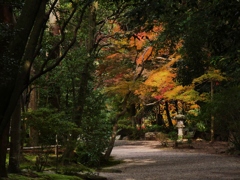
[100,140,240,180]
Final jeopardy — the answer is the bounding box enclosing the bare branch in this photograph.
[144,100,161,106]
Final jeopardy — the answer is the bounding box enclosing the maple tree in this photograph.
[120,0,240,144]
[96,22,164,158]
[98,21,194,145]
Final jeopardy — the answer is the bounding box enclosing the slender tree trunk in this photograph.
[75,62,91,127]
[104,123,118,160]
[104,45,148,159]
[156,103,164,126]
[174,100,179,114]
[210,80,214,142]
[47,0,61,110]
[61,74,76,164]
[62,3,97,163]
[8,100,21,173]
[20,93,27,150]
[104,108,128,160]
[104,93,131,160]
[165,101,173,127]
[75,1,97,127]
[156,114,164,126]
[0,123,10,178]
[130,104,136,127]
[29,86,39,146]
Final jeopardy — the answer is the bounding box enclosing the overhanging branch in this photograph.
[29,1,93,85]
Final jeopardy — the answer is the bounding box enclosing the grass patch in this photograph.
[6,152,121,179]
[95,156,124,174]
[100,156,123,168]
[5,152,92,180]
[8,173,83,180]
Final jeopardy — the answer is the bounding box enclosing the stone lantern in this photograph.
[175,113,186,142]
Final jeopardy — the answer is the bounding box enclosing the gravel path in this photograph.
[100,140,240,180]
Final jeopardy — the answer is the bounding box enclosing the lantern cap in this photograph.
[175,113,186,121]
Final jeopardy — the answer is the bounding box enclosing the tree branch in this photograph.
[29,1,93,85]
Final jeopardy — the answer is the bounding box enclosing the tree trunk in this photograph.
[20,93,27,150]
[47,0,61,110]
[0,2,42,177]
[130,104,136,127]
[62,3,97,162]
[0,124,10,178]
[29,86,39,146]
[165,101,173,127]
[104,47,146,159]
[156,114,164,126]
[0,0,90,177]
[156,103,164,126]
[75,2,97,127]
[0,0,43,135]
[8,100,21,173]
[104,123,118,160]
[0,5,15,178]
[174,100,179,114]
[75,62,91,127]
[104,107,128,160]
[210,80,214,142]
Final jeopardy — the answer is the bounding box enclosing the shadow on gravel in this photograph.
[100,140,240,180]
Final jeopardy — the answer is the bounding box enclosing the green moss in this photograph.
[8,173,83,180]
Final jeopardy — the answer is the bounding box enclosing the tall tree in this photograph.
[61,2,98,162]
[0,0,93,177]
[8,100,21,173]
[0,3,18,177]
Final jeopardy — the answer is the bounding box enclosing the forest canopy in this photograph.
[0,0,239,178]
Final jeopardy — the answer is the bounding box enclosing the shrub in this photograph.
[202,86,240,149]
[76,91,112,166]
[24,108,76,146]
